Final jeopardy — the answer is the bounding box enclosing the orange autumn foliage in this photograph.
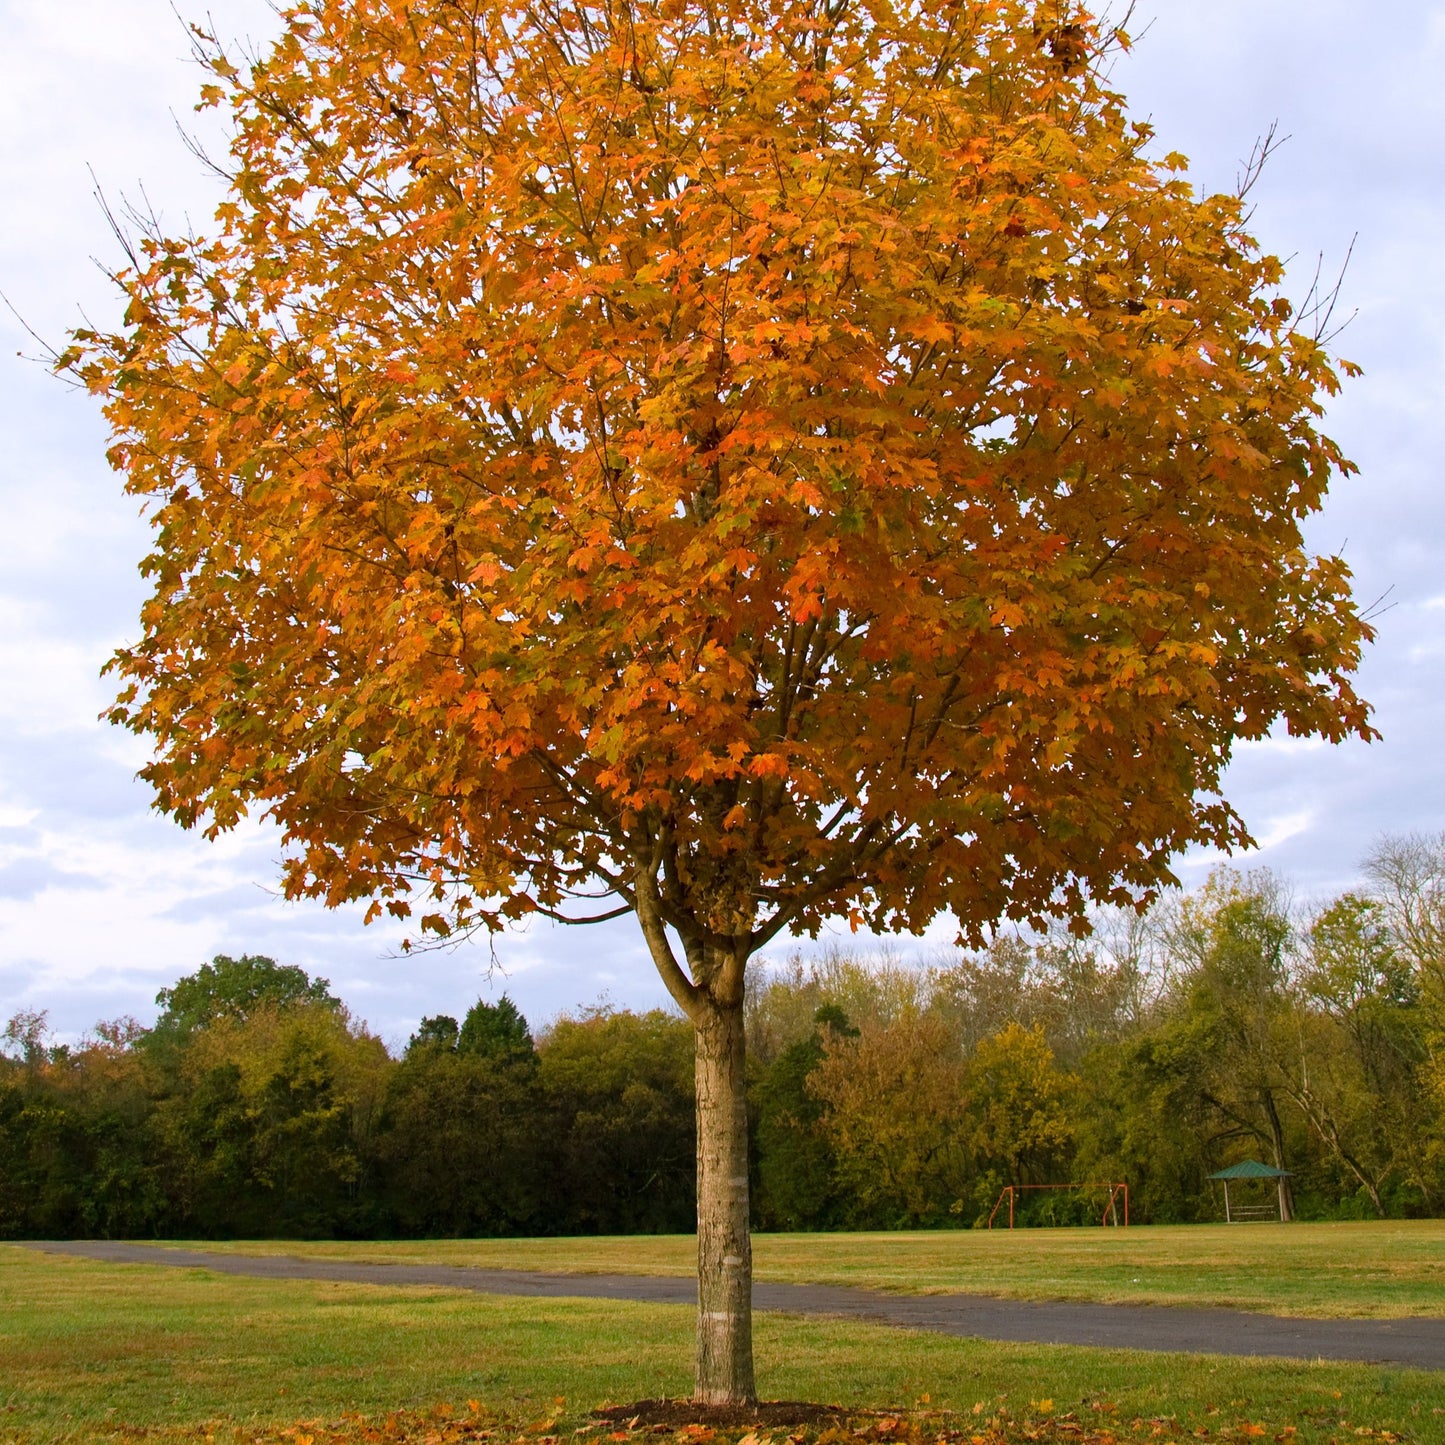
[73,0,1369,957]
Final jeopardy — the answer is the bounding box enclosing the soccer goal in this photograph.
[986,1180,1129,1228]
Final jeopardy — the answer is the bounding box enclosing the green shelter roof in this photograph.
[1208,1159,1292,1180]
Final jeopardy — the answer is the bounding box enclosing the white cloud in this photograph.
[1254,811,1317,853]
[1236,734,1329,758]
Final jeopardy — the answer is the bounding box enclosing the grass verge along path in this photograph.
[160,1220,1445,1319]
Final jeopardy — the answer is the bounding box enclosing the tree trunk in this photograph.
[1262,1090,1295,1222]
[694,998,755,1406]
[632,877,757,1405]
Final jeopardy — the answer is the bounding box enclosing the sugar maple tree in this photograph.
[70,0,1372,1405]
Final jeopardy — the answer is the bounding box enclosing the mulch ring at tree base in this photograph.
[591,1400,851,1430]
[51,1404,1412,1445]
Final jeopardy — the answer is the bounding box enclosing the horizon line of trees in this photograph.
[3,831,1443,1240]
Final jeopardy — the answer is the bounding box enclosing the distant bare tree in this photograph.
[1365,832,1445,1000]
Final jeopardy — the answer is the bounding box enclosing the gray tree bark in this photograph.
[693,999,756,1405]
[634,874,757,1406]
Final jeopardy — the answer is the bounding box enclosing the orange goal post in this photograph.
[986,1181,1129,1229]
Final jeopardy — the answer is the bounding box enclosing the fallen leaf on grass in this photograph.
[88,1401,1412,1445]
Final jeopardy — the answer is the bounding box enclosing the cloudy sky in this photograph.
[1,0,1441,1050]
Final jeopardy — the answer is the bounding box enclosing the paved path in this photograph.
[22,1240,1445,1372]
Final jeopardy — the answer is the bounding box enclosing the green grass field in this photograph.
[2,1238,1440,1445]
[166,1219,1445,1319]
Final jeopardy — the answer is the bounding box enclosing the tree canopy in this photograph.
[76,0,1370,960]
[459,996,536,1061]
[152,954,342,1041]
[406,996,535,1059]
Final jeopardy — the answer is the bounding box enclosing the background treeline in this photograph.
[3,832,1443,1239]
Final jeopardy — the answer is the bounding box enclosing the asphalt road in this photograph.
[22,1240,1445,1371]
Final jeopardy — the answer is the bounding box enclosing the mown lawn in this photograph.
[1,1243,1437,1444]
[169,1219,1445,1319]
